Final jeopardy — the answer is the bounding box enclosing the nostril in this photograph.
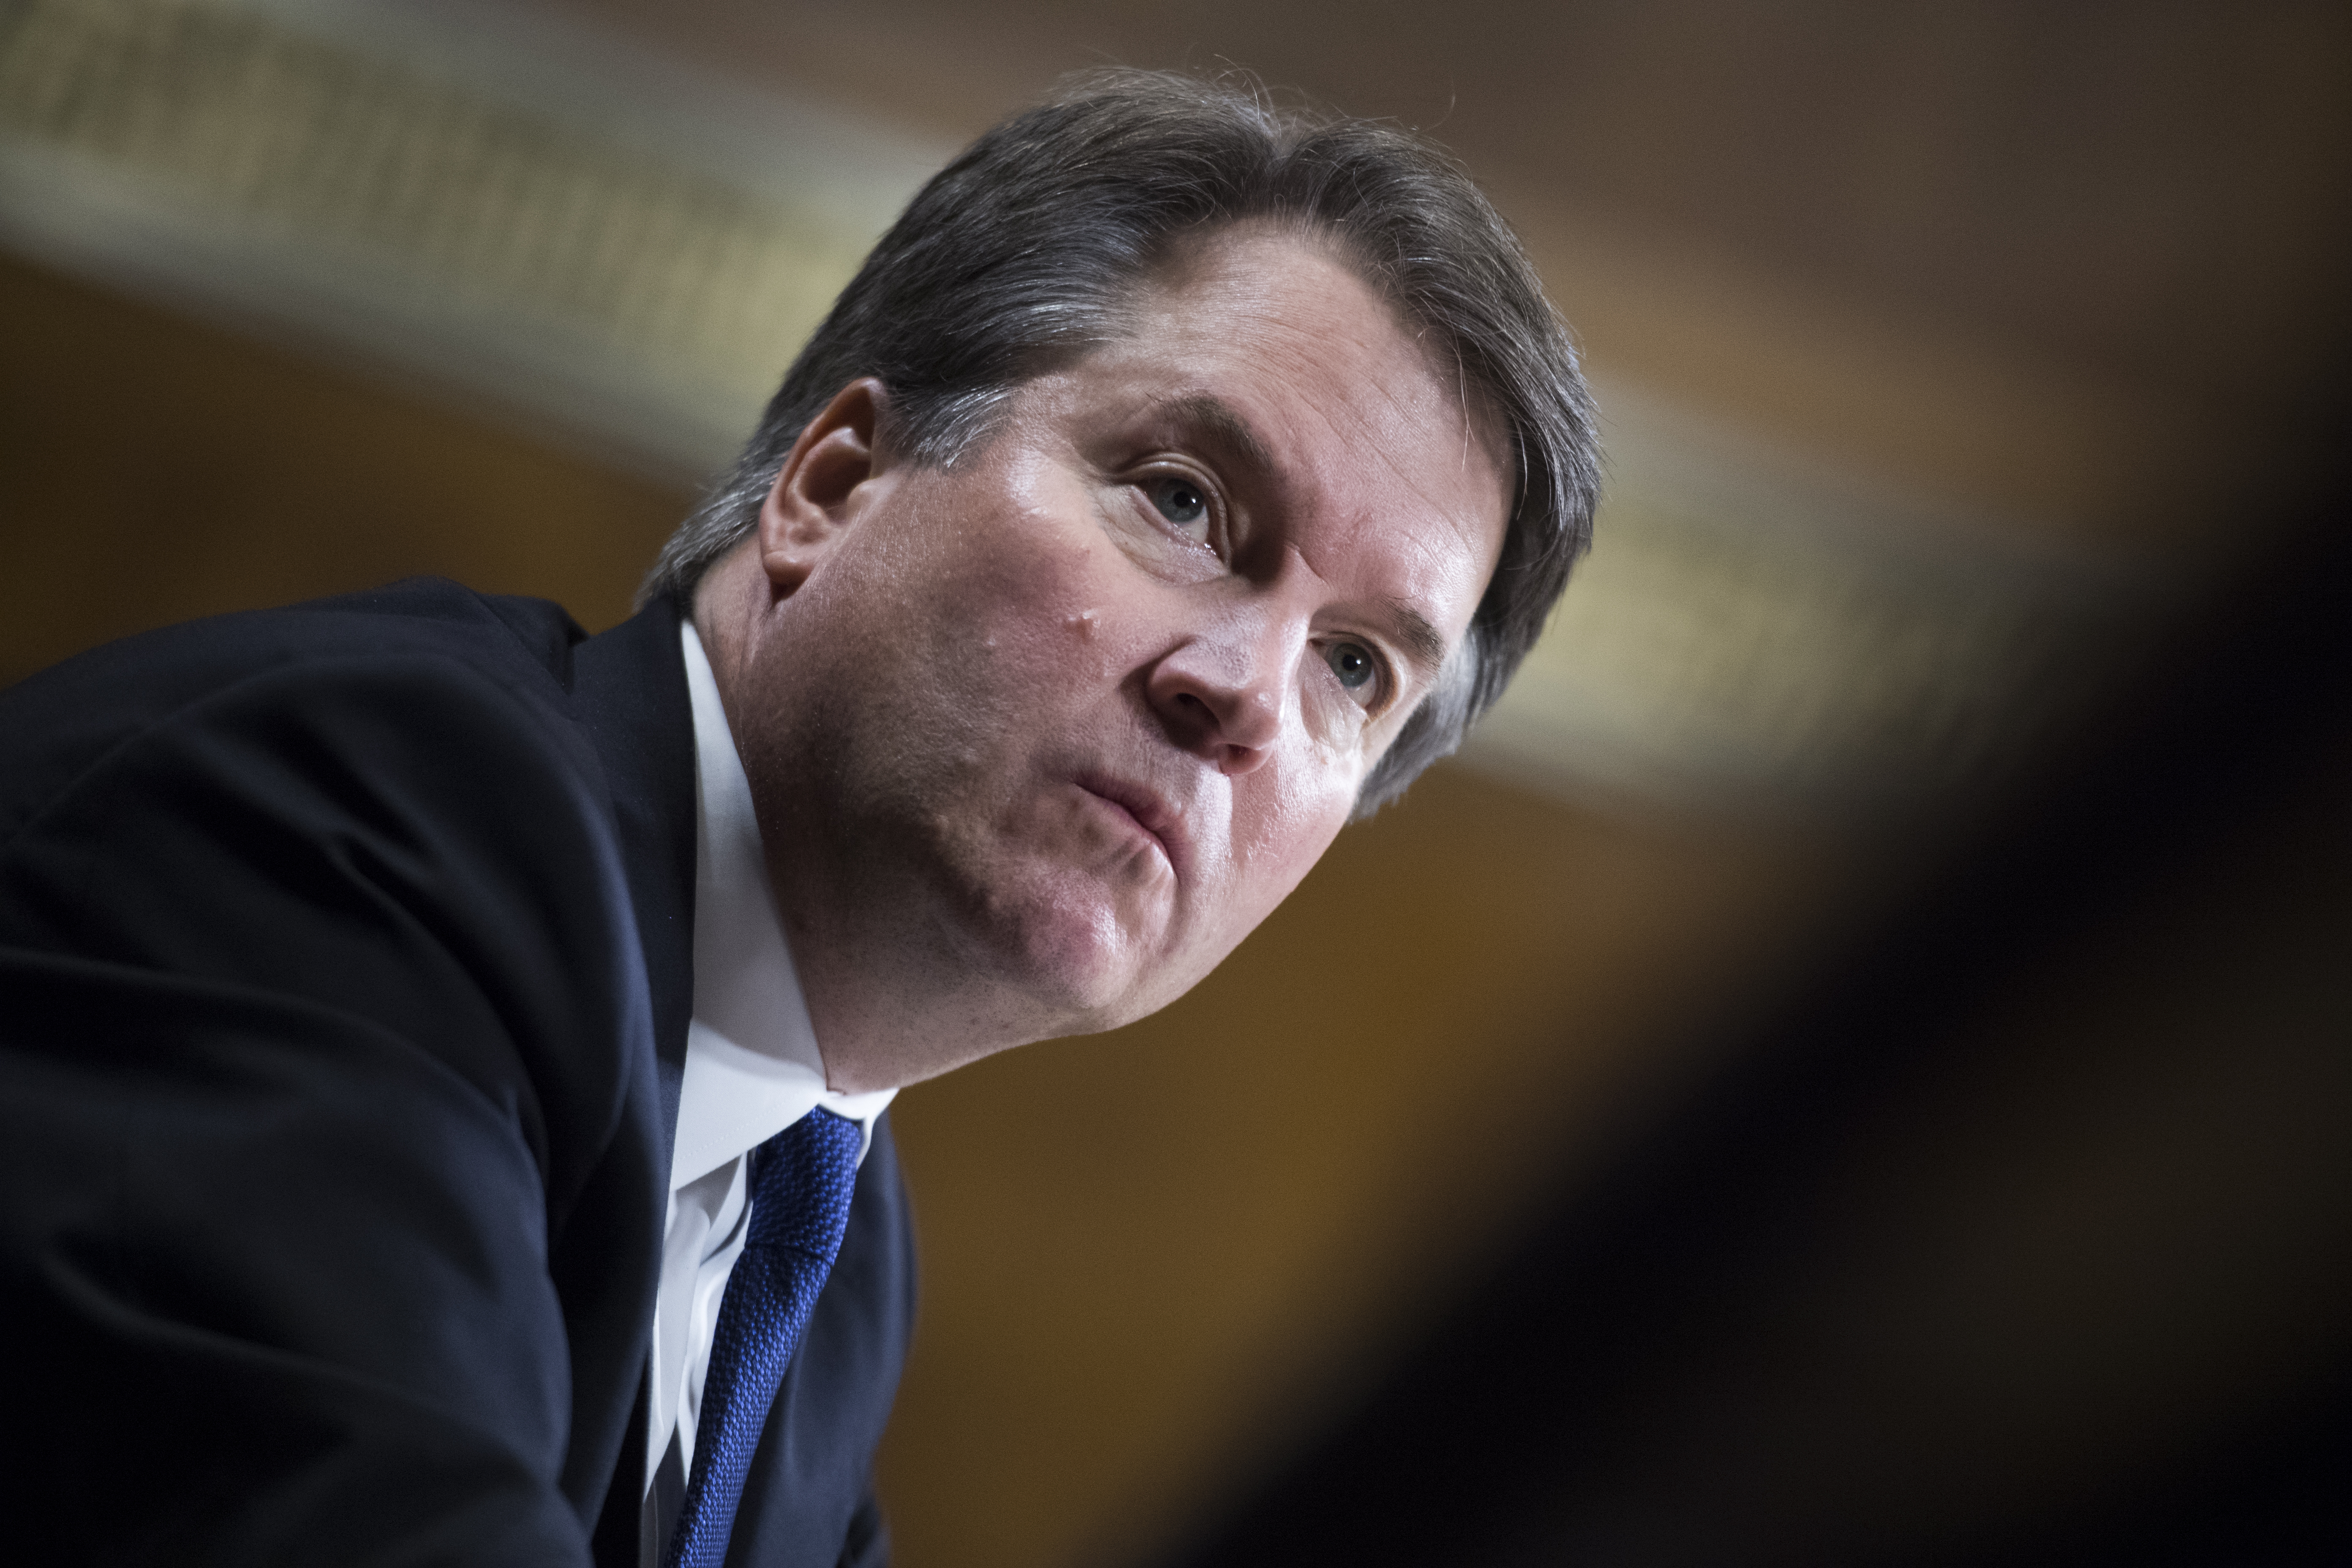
[1164,690,1223,738]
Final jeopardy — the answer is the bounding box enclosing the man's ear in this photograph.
[757,378,887,596]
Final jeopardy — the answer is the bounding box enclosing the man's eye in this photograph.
[1325,640,1379,697]
[1147,475,1211,539]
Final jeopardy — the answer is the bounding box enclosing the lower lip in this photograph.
[1077,786,1172,872]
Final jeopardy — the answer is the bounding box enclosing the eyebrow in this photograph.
[1377,600,1453,690]
[1145,392,1459,695]
[1149,393,1280,488]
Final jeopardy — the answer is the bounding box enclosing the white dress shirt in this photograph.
[648,620,896,1492]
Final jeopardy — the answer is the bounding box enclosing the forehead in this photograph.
[1130,227,1494,457]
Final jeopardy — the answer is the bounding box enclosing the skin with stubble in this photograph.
[692,225,1511,1093]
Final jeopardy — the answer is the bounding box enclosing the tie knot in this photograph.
[746,1107,863,1257]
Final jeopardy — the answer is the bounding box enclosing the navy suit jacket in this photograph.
[0,580,915,1566]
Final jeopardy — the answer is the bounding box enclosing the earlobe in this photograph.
[758,378,886,596]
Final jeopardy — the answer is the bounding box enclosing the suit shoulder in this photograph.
[0,604,650,1201]
[0,579,593,846]
[300,577,588,675]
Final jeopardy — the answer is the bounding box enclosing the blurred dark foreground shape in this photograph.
[1151,449,2352,1565]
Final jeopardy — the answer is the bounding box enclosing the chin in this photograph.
[966,868,1173,1033]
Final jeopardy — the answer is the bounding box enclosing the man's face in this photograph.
[733,227,1510,1083]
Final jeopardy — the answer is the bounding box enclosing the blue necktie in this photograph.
[664,1107,865,1568]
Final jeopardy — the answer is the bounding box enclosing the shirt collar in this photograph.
[670,618,894,1193]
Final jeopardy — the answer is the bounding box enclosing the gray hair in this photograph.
[642,68,1598,815]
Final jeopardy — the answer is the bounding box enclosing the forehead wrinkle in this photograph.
[1138,237,1481,502]
[1206,250,1498,499]
[1257,301,1499,531]
[1305,376,1508,595]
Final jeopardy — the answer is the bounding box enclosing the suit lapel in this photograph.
[571,593,698,1172]
[568,593,700,1565]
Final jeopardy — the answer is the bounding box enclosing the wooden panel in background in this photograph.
[0,250,693,681]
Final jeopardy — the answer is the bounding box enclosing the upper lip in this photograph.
[1074,770,1192,882]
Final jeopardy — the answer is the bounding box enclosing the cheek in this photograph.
[926,479,1131,677]
[1223,761,1356,918]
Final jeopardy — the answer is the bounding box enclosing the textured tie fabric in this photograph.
[664,1107,865,1568]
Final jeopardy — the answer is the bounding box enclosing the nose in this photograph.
[1144,610,1289,776]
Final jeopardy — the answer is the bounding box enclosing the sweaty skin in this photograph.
[694,227,1511,1092]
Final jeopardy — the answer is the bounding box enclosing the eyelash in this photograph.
[1318,637,1393,713]
[1135,464,1225,555]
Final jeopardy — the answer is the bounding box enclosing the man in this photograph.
[0,69,1595,1565]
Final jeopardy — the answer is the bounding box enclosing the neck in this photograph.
[782,907,1056,1092]
[691,545,1077,1093]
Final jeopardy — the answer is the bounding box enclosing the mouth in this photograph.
[1072,770,1190,883]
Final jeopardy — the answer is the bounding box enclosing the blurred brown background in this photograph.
[3,2,2348,1563]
